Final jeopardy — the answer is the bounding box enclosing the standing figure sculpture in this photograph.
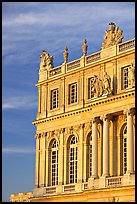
[82,38,88,56]
[103,71,112,95]
[63,47,69,63]
[92,75,103,98]
[128,62,135,88]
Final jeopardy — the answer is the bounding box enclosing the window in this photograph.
[88,77,95,99]
[123,126,127,174]
[122,66,129,89]
[51,89,58,109]
[69,136,78,183]
[69,83,77,104]
[51,140,58,186]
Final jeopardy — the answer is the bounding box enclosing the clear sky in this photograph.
[2,2,135,202]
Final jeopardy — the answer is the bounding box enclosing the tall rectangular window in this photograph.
[51,89,58,109]
[88,77,95,99]
[122,66,129,89]
[69,83,77,104]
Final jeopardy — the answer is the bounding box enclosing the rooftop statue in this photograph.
[63,47,69,63]
[82,38,88,56]
[40,50,54,70]
[102,22,124,49]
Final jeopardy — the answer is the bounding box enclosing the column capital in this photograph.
[123,108,135,116]
[79,123,85,129]
[90,116,100,124]
[100,114,110,121]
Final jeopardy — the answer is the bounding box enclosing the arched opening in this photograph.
[67,135,78,184]
[49,139,58,186]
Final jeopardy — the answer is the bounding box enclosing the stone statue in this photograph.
[63,47,69,63]
[91,75,103,98]
[103,71,112,95]
[82,38,88,56]
[40,50,54,70]
[102,22,124,49]
[128,62,135,88]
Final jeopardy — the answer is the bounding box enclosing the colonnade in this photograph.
[34,108,135,189]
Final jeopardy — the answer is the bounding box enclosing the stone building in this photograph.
[10,22,135,202]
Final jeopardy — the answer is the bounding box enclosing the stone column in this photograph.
[63,146,68,184]
[39,133,46,187]
[58,129,64,185]
[101,114,110,177]
[83,142,87,182]
[77,124,84,183]
[45,133,50,186]
[34,134,40,188]
[91,117,98,178]
[123,108,134,174]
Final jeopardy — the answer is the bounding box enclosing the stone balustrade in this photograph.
[118,38,135,53]
[32,174,134,198]
[49,66,62,77]
[85,51,101,64]
[66,59,80,71]
[39,38,134,80]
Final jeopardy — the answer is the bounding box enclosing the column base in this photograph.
[90,175,98,179]
[125,170,135,175]
[101,174,110,178]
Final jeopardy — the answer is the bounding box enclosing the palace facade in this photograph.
[10,22,135,202]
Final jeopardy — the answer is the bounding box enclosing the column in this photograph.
[34,134,40,188]
[101,114,110,177]
[63,146,68,184]
[77,124,84,182]
[83,142,87,182]
[45,133,49,186]
[58,128,64,185]
[91,117,98,178]
[39,133,46,187]
[124,108,134,174]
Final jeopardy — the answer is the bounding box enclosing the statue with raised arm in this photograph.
[128,62,135,88]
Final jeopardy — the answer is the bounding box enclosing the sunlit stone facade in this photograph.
[10,23,135,202]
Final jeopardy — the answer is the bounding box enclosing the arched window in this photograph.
[69,135,78,183]
[51,139,58,186]
[123,125,127,174]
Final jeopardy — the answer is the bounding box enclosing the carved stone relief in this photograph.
[90,71,112,98]
[128,62,135,88]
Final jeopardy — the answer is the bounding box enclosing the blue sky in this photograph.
[2,2,135,202]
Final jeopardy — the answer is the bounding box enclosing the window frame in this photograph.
[121,66,129,90]
[50,88,59,110]
[68,82,78,104]
[51,140,58,186]
[69,135,78,184]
